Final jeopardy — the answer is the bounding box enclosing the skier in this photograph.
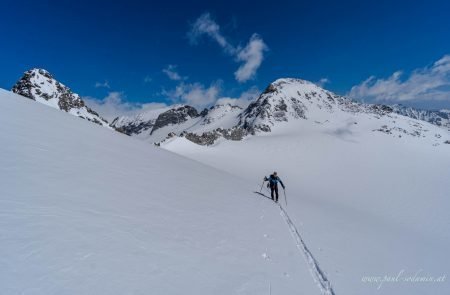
[264,172,285,202]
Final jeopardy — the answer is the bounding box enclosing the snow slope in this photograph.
[163,97,450,293]
[0,88,330,294]
[186,103,243,134]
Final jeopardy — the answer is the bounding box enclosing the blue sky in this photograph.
[1,0,450,118]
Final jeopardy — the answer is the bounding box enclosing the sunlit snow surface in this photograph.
[163,97,450,294]
[0,89,321,294]
[1,85,449,294]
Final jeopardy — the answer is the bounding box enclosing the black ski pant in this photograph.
[270,185,279,202]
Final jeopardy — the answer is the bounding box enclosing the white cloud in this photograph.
[162,65,186,81]
[348,55,450,103]
[163,82,221,108]
[234,34,268,83]
[144,75,152,83]
[84,92,167,121]
[316,78,330,87]
[188,12,236,55]
[163,80,261,109]
[95,80,110,89]
[215,86,261,108]
[188,12,268,83]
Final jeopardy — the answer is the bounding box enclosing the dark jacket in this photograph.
[265,174,285,189]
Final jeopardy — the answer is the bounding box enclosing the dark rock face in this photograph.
[199,108,209,117]
[151,106,199,134]
[238,100,271,133]
[183,131,222,146]
[237,80,310,133]
[182,127,248,146]
[56,89,85,112]
[12,68,109,127]
[12,69,84,111]
[262,83,277,95]
[369,104,393,115]
[11,69,40,100]
[111,117,156,136]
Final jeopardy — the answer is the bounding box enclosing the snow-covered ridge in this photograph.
[110,106,172,135]
[112,102,243,142]
[114,77,449,146]
[12,69,447,145]
[12,68,110,127]
[391,104,450,131]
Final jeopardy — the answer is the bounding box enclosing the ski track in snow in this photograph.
[255,192,335,295]
[278,204,335,295]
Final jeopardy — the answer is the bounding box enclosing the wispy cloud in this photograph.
[348,55,450,103]
[234,34,268,83]
[95,80,110,89]
[188,12,236,55]
[316,78,330,87]
[215,86,260,108]
[163,82,221,108]
[144,75,152,83]
[188,12,268,83]
[162,65,187,81]
[84,92,167,121]
[162,80,260,109]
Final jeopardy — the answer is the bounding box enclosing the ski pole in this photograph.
[259,179,265,192]
[283,188,287,207]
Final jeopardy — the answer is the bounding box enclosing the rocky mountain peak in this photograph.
[238,78,345,132]
[12,68,110,127]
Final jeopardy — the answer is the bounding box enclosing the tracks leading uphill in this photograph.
[254,192,336,295]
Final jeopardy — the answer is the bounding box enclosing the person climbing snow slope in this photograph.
[264,172,285,202]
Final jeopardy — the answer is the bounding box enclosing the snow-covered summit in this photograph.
[237,78,389,133]
[12,68,110,127]
[238,78,334,131]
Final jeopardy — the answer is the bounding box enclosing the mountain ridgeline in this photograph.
[9,69,450,146]
[112,78,450,146]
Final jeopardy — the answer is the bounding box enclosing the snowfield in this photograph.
[0,89,323,294]
[1,85,449,294]
[163,106,450,294]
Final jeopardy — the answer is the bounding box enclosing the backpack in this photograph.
[268,175,278,187]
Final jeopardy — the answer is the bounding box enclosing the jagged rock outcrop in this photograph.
[182,127,247,146]
[150,106,199,134]
[12,68,109,127]
[111,117,155,136]
[391,105,450,130]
